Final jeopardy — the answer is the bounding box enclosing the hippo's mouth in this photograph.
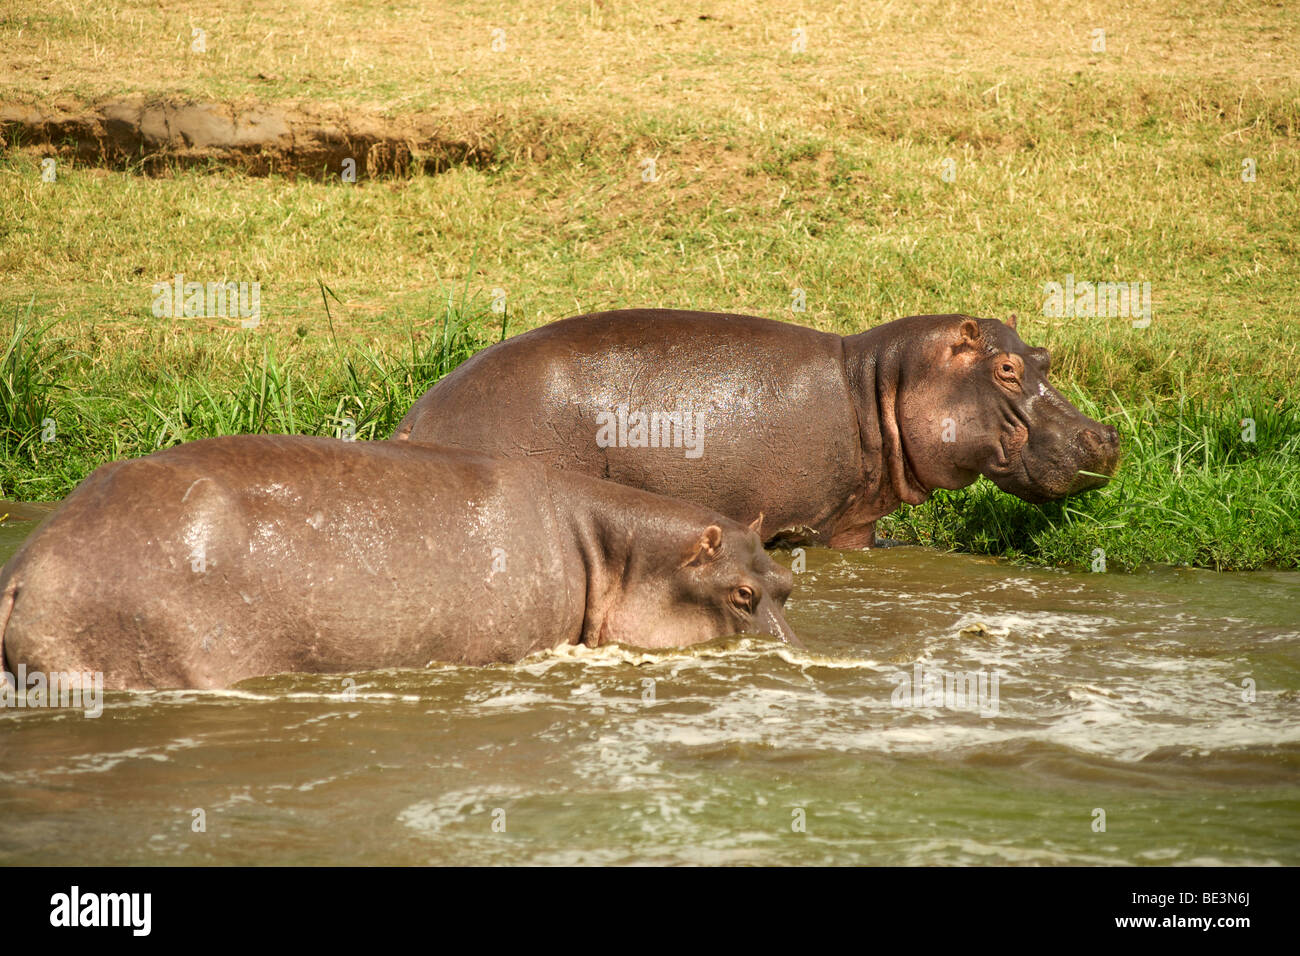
[992,417,1029,470]
[983,417,1039,494]
[989,429,1118,503]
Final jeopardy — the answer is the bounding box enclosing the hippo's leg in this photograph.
[766,526,820,550]
[828,520,877,550]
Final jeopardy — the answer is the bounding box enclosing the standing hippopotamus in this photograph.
[0,436,796,690]
[393,310,1120,548]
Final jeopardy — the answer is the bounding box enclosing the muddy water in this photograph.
[1,508,1296,866]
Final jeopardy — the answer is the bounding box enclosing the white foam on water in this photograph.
[398,785,526,839]
[10,736,205,777]
[91,688,423,711]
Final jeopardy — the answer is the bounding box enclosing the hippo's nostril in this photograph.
[1079,425,1118,452]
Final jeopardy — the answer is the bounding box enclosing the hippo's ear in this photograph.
[1005,313,1018,330]
[682,524,724,567]
[748,512,764,538]
[949,319,984,358]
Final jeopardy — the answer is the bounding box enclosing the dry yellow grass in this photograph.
[4,0,1297,112]
[1,0,1296,386]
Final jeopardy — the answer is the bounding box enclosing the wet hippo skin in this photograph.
[0,436,796,689]
[394,310,1120,548]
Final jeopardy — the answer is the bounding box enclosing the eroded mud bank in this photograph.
[1,98,502,176]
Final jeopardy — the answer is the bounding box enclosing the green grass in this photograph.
[2,291,1294,570]
[0,301,66,456]
[0,290,505,501]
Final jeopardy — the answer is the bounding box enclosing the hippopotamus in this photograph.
[0,436,796,690]
[393,310,1120,548]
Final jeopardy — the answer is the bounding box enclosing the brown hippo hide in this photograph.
[393,310,1119,548]
[0,436,796,689]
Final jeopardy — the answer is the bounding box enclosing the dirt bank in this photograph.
[1,98,505,177]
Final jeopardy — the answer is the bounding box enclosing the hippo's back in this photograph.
[393,309,864,535]
[0,436,583,687]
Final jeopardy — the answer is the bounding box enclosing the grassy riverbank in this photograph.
[2,292,1295,571]
[1,0,1297,570]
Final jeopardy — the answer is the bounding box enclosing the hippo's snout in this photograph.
[757,595,802,649]
[1067,423,1120,493]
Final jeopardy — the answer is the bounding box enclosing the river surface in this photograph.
[1,502,1296,865]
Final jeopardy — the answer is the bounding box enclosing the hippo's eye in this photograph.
[995,358,1021,387]
[732,585,756,609]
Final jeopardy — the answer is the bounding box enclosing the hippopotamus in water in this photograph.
[0,436,796,690]
[393,309,1120,548]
